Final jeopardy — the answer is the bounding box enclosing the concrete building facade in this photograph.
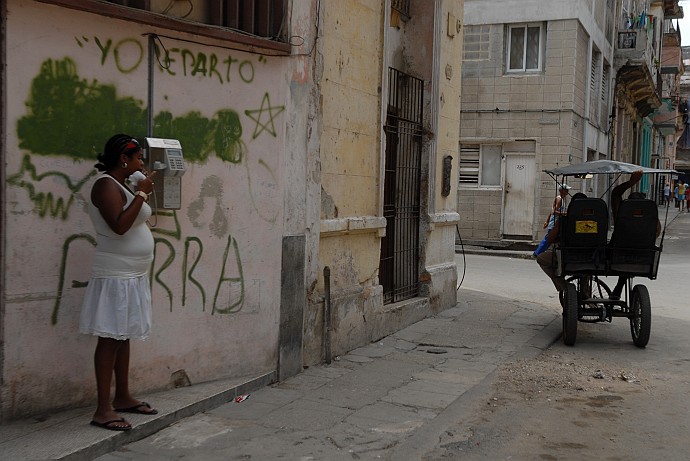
[0,0,462,421]
[457,0,681,243]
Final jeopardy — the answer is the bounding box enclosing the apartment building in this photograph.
[458,0,681,243]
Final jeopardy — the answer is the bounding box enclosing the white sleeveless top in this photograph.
[87,173,154,278]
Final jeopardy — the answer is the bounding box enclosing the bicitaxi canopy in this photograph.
[545,160,677,176]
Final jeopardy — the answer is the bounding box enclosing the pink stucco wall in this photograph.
[3,0,287,418]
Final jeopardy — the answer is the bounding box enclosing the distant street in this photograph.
[424,209,690,460]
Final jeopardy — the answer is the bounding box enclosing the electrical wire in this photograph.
[455,225,467,290]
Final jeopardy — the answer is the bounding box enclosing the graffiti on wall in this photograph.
[52,221,245,324]
[13,34,286,323]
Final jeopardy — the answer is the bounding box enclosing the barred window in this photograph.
[108,0,284,38]
[38,0,290,54]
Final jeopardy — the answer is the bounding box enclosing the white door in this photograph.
[502,154,535,238]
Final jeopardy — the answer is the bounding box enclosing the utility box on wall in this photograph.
[145,138,186,210]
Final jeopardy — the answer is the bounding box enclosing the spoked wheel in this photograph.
[630,285,651,348]
[562,283,578,346]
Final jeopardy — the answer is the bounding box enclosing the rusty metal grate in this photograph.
[108,0,285,38]
[380,68,423,304]
[210,0,284,38]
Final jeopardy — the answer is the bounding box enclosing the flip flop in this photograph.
[90,418,132,431]
[114,401,158,415]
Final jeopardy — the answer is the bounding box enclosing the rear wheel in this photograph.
[630,285,651,347]
[562,283,578,346]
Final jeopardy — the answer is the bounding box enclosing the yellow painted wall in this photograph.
[318,0,385,286]
[319,0,384,219]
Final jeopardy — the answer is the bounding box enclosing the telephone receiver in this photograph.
[129,171,147,186]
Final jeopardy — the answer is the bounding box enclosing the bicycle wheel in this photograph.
[630,285,651,348]
[563,283,578,346]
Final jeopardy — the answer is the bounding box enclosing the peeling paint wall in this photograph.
[2,0,290,419]
[306,0,387,364]
[305,0,462,364]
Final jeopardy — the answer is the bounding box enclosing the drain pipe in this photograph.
[323,266,332,364]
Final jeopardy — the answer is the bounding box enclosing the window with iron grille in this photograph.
[39,0,288,48]
[380,68,422,305]
[106,0,285,38]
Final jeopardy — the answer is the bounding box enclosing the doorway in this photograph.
[379,68,423,304]
[502,154,535,238]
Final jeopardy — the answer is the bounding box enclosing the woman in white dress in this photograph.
[80,134,157,431]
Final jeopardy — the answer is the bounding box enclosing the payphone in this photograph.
[144,137,186,210]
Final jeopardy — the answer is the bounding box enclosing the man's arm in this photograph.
[612,170,643,217]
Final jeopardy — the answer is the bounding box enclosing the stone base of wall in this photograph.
[303,286,432,366]
[420,261,458,312]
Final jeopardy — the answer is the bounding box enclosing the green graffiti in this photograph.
[150,209,182,240]
[52,233,97,325]
[183,237,206,310]
[94,37,113,66]
[238,61,255,83]
[74,35,144,72]
[154,44,253,84]
[18,58,252,165]
[8,154,95,219]
[245,92,285,139]
[17,58,147,157]
[112,38,145,73]
[153,237,176,312]
[214,110,245,163]
[213,235,245,315]
[52,229,246,323]
[153,111,214,162]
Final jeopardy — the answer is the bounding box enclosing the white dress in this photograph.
[80,174,154,340]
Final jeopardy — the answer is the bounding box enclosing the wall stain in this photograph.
[187,175,228,238]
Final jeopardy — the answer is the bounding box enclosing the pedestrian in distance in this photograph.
[679,182,687,212]
[663,182,670,206]
[80,134,158,431]
[533,183,570,257]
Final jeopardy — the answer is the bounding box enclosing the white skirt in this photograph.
[80,275,152,340]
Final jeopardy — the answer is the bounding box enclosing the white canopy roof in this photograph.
[545,160,677,176]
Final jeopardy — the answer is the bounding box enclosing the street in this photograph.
[456,206,690,321]
[424,210,690,460]
[91,210,690,461]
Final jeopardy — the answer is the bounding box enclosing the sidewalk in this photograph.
[0,289,563,461]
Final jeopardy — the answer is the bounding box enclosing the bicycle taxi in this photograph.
[544,160,676,347]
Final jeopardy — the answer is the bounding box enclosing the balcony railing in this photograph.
[615,29,657,74]
[614,27,661,117]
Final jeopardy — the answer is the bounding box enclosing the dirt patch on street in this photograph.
[423,347,689,461]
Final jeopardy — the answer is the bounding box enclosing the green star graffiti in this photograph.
[244,92,285,139]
